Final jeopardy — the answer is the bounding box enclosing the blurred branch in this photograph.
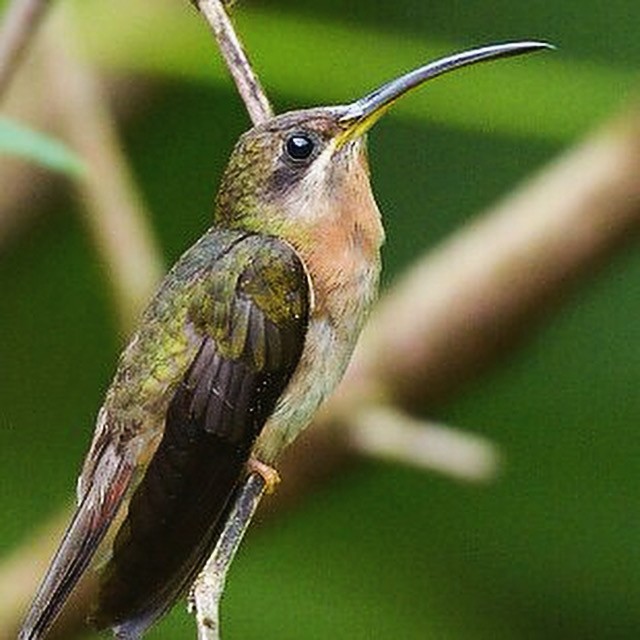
[0,16,164,638]
[346,406,499,483]
[0,70,155,252]
[0,509,69,640]
[341,110,640,412]
[192,0,272,125]
[43,18,164,332]
[0,0,51,99]
[266,103,640,513]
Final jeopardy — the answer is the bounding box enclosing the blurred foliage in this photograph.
[0,116,84,175]
[1,1,640,639]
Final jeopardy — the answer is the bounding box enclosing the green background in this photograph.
[1,0,639,637]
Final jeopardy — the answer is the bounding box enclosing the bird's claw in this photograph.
[247,458,280,494]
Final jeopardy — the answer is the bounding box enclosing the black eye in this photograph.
[285,133,315,161]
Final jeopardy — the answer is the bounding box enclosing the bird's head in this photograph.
[213,41,552,237]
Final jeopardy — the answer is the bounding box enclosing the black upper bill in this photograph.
[337,41,553,126]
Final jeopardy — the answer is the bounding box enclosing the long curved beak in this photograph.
[335,41,553,145]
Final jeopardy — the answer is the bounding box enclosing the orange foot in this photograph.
[247,458,281,494]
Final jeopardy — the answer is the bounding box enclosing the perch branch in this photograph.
[192,0,272,125]
[189,474,266,640]
[0,0,51,99]
[186,2,273,633]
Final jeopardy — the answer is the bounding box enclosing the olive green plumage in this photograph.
[105,229,308,415]
[20,226,311,640]
[92,229,309,633]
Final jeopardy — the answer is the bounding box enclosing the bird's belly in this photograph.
[253,317,347,462]
[254,265,379,463]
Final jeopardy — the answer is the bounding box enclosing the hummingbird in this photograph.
[19,41,551,639]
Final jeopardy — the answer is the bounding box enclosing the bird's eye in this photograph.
[285,133,315,161]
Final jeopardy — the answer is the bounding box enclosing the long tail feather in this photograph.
[18,452,133,640]
[94,431,247,635]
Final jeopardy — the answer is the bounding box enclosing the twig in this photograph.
[43,18,164,332]
[347,406,500,483]
[193,0,272,125]
[189,474,266,640]
[187,2,274,634]
[0,0,51,100]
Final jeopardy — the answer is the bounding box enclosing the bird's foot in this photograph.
[247,458,280,494]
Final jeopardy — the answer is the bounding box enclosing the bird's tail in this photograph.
[93,435,247,638]
[18,451,134,640]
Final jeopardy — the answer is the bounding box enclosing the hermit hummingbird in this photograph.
[19,41,551,639]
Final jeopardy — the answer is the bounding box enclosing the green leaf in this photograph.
[0,117,85,176]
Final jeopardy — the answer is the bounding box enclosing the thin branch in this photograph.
[187,3,272,634]
[43,18,164,332]
[0,0,51,100]
[347,406,500,483]
[193,0,272,125]
[189,474,266,640]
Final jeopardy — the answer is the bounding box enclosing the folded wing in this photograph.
[94,234,309,637]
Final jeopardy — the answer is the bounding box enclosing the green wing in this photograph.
[96,231,310,635]
[19,230,310,640]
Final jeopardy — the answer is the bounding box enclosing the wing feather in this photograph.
[19,231,309,640]
[94,234,309,634]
